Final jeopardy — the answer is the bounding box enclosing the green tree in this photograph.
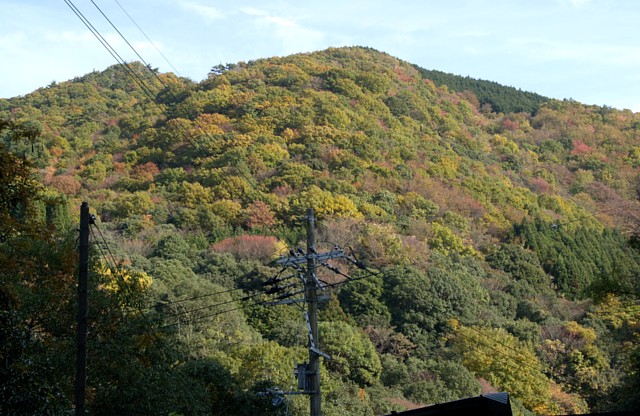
[382,259,488,342]
[0,233,77,415]
[319,320,382,385]
[487,243,552,294]
[0,142,43,240]
[0,120,77,414]
[338,272,391,326]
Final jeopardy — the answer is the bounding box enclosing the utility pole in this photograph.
[75,202,90,416]
[275,208,346,416]
[305,208,321,416]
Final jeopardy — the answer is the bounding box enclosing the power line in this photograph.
[306,248,555,392]
[146,266,301,316]
[65,0,198,149]
[160,304,248,329]
[92,0,160,80]
[64,0,159,100]
[90,221,160,340]
[86,220,163,358]
[90,0,261,191]
[90,0,177,97]
[112,0,182,76]
[89,215,297,334]
[91,221,120,273]
[144,285,245,310]
[160,284,301,322]
[157,272,301,327]
[65,0,197,169]
[156,270,311,330]
[78,0,263,193]
[87,225,128,331]
[144,256,373,331]
[159,294,252,320]
[306,250,553,400]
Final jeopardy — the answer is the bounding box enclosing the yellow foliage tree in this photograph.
[289,185,362,220]
[97,262,152,295]
[429,222,478,257]
[453,325,557,415]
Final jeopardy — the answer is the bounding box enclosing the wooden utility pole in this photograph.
[305,208,321,416]
[75,202,90,416]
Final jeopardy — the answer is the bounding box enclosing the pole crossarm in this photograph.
[276,248,346,267]
[269,208,355,416]
[264,294,330,306]
[310,347,332,360]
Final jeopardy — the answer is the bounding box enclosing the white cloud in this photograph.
[44,31,95,43]
[241,6,268,17]
[180,1,224,20]
[132,40,163,54]
[40,28,163,64]
[567,0,590,6]
[0,31,26,48]
[240,7,325,54]
[506,38,640,67]
[264,15,298,28]
[553,0,591,7]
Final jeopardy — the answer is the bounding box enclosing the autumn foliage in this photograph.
[1,48,640,415]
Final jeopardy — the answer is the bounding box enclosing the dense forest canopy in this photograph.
[412,67,549,114]
[1,46,639,415]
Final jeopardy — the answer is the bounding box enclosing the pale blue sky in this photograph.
[1,0,639,111]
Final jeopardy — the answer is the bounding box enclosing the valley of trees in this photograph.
[1,46,640,415]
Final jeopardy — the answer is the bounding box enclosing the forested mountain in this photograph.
[1,46,639,415]
[413,67,549,114]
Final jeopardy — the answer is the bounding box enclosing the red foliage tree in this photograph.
[529,177,551,194]
[570,140,593,156]
[244,201,277,229]
[131,162,160,182]
[49,175,81,195]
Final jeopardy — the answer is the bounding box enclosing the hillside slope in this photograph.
[1,46,640,415]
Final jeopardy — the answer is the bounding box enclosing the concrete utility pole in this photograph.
[305,208,321,416]
[75,202,90,416]
[276,208,346,416]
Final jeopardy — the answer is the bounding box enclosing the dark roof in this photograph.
[384,392,512,416]
[556,413,636,416]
